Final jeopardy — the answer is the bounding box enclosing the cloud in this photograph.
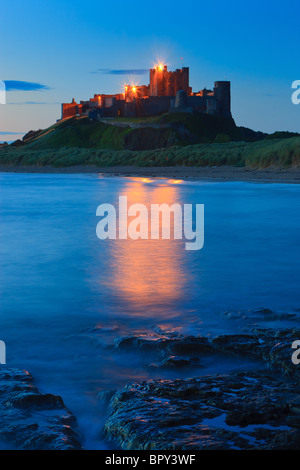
[0,131,24,135]
[3,81,51,91]
[7,101,59,105]
[93,68,148,75]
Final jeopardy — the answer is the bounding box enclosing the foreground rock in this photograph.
[103,323,300,449]
[104,371,300,450]
[0,368,82,450]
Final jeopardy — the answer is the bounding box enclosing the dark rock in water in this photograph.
[104,371,300,450]
[104,324,300,449]
[0,368,82,450]
[114,335,214,357]
[222,308,298,323]
[212,329,300,378]
[162,356,193,368]
[148,356,201,370]
[113,328,300,378]
[167,337,213,356]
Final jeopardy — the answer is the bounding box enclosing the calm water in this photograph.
[0,173,299,448]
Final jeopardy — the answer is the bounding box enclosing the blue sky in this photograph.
[0,0,299,141]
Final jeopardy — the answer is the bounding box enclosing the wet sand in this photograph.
[0,164,300,183]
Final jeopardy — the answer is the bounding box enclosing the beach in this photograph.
[0,164,300,183]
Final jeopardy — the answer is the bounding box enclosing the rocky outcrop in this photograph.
[2,310,298,450]
[112,327,300,378]
[104,371,300,450]
[0,369,82,450]
[22,129,43,142]
[212,328,300,378]
[103,323,300,450]
[124,128,178,150]
[114,334,213,356]
[222,307,298,323]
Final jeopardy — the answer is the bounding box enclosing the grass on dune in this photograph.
[1,137,300,169]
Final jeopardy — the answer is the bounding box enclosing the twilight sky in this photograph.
[0,0,299,142]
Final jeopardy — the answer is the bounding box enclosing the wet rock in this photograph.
[288,399,300,415]
[261,429,300,450]
[114,335,214,358]
[167,337,213,356]
[212,329,300,378]
[113,327,300,378]
[148,356,201,370]
[104,371,300,450]
[222,308,298,323]
[162,356,192,368]
[0,368,82,450]
[104,323,300,450]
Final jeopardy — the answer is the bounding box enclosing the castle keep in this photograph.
[61,64,231,120]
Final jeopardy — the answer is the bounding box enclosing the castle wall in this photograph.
[136,96,172,116]
[186,95,213,114]
[170,84,231,117]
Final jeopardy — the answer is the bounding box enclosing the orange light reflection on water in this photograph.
[107,179,188,315]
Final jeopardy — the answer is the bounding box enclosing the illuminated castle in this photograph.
[61,63,231,120]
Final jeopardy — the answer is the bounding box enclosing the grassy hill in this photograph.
[9,113,266,150]
[1,114,299,169]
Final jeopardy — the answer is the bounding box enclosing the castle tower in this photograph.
[181,67,189,95]
[150,65,191,97]
[150,65,166,96]
[213,81,231,117]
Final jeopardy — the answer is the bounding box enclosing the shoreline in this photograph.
[0,164,300,183]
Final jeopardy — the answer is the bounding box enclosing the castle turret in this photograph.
[213,81,231,117]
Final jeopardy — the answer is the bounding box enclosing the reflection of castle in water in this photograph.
[106,178,188,312]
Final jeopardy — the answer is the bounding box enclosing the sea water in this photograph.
[0,173,299,448]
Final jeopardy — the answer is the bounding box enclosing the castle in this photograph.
[61,64,231,120]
